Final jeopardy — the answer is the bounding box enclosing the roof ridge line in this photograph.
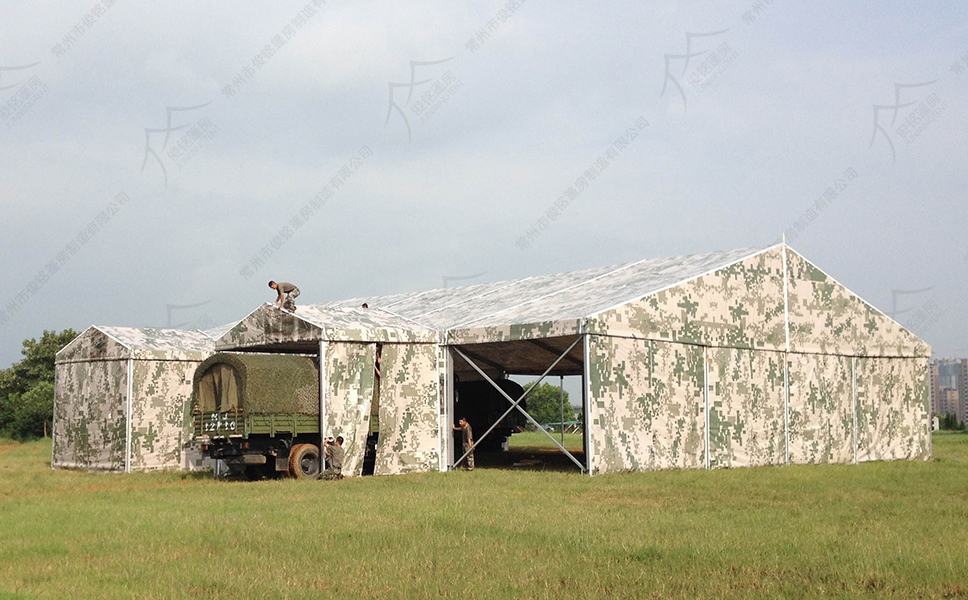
[448,255,666,330]
[584,245,778,320]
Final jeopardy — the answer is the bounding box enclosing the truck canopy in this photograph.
[193,352,319,415]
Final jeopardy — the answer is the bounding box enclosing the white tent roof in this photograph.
[321,245,768,330]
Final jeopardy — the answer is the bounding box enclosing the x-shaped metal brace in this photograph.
[451,336,585,473]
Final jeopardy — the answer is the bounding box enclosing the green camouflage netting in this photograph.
[193,353,319,415]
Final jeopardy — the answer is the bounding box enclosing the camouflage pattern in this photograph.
[129,360,197,471]
[785,248,928,358]
[52,358,128,471]
[786,353,855,464]
[92,326,212,360]
[856,357,930,462]
[57,327,131,362]
[444,320,581,346]
[324,248,765,334]
[373,343,440,475]
[217,304,435,351]
[588,247,786,351]
[587,336,705,474]
[707,348,786,469]
[193,352,319,414]
[324,341,377,477]
[53,326,212,472]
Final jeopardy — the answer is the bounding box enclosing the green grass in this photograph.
[1,433,967,599]
[508,430,584,452]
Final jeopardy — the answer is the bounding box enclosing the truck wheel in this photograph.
[289,444,321,479]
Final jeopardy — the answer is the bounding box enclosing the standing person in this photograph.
[453,417,474,471]
[269,280,300,311]
[323,436,345,480]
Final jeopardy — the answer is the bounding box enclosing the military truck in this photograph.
[192,352,324,479]
[193,351,528,478]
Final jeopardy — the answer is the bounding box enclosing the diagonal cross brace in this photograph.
[452,336,585,472]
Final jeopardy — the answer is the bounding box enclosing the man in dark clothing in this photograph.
[323,436,344,480]
[269,280,300,311]
[453,418,474,471]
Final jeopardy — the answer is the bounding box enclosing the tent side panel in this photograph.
[587,335,705,474]
[785,249,928,357]
[128,360,199,472]
[373,343,440,475]
[52,360,127,471]
[324,342,376,477]
[589,247,786,351]
[787,353,854,464]
[856,356,930,462]
[707,348,786,469]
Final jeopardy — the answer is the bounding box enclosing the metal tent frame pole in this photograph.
[452,337,585,472]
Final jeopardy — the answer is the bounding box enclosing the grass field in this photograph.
[2,434,968,599]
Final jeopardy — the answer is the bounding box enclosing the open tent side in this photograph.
[214,304,441,477]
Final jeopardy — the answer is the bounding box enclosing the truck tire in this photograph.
[289,444,321,479]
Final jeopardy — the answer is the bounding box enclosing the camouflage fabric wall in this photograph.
[786,353,855,465]
[324,342,376,477]
[373,343,440,475]
[52,359,128,471]
[587,335,705,474]
[707,348,786,469]
[129,360,196,471]
[856,357,930,462]
[785,249,927,357]
[587,247,786,350]
[444,319,582,346]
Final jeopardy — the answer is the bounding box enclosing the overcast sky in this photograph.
[2,1,967,368]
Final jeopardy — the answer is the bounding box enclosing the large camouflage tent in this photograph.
[52,326,215,472]
[323,243,931,475]
[215,304,441,477]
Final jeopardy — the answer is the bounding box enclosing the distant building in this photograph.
[930,363,941,414]
[959,359,968,423]
[940,387,962,423]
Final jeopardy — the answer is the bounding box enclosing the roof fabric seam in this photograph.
[448,254,680,329]
[583,244,776,320]
[54,358,206,365]
[365,306,436,329]
[411,278,534,319]
[586,332,927,358]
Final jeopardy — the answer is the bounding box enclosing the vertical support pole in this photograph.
[319,341,328,452]
[583,332,593,476]
[782,241,791,466]
[51,363,58,469]
[784,355,790,465]
[852,356,858,465]
[443,346,455,471]
[704,346,710,470]
[559,375,565,447]
[125,358,134,474]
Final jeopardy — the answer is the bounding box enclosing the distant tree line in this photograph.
[522,381,576,430]
[938,413,966,431]
[0,329,76,440]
